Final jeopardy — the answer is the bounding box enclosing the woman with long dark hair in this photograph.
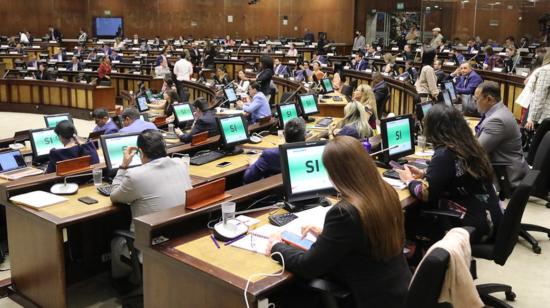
[267,136,411,308]
[397,104,502,244]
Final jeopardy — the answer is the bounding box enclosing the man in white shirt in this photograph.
[173,51,193,100]
[19,31,29,45]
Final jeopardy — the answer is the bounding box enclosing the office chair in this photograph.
[472,169,539,307]
[526,118,550,166]
[340,84,353,98]
[405,247,451,308]
[113,229,143,308]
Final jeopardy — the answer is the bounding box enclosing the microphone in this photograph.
[369,145,399,157]
[50,172,94,195]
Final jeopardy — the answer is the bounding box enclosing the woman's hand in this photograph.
[301,225,322,239]
[405,164,424,179]
[396,165,415,183]
[265,232,283,255]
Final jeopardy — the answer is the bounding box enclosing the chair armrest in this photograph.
[422,209,463,218]
[114,229,136,241]
[306,278,351,299]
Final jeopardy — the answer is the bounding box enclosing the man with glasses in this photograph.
[474,81,528,189]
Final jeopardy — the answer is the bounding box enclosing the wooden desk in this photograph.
[318,93,348,117]
[134,172,413,308]
[189,152,259,182]
[0,79,115,119]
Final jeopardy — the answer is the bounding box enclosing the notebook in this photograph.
[10,190,68,210]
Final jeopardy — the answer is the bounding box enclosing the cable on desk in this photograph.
[244,251,285,308]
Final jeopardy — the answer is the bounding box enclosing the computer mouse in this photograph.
[249,135,262,144]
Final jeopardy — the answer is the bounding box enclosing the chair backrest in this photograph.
[527,118,550,165]
[532,132,550,198]
[341,84,353,98]
[492,169,540,265]
[406,247,449,308]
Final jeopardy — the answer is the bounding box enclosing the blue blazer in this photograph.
[243,148,281,184]
[46,141,100,174]
[455,71,483,95]
[354,59,368,71]
[66,62,83,71]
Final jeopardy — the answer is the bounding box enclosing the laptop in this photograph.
[0,150,43,180]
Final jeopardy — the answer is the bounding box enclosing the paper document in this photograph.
[383,177,407,190]
[10,190,68,209]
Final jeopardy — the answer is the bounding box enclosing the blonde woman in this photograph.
[353,84,378,129]
[383,53,398,76]
[336,101,373,139]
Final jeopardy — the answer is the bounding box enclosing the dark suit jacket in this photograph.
[256,69,274,96]
[373,81,389,117]
[304,32,315,42]
[354,59,368,71]
[49,29,62,42]
[35,71,51,80]
[66,62,83,71]
[477,103,529,188]
[243,148,280,183]
[179,110,219,143]
[46,141,100,174]
[271,203,411,308]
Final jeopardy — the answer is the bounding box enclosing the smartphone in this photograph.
[78,196,98,205]
[281,231,314,251]
[389,160,405,170]
[216,161,232,168]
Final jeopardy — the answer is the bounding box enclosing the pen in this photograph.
[224,234,246,246]
[210,234,220,249]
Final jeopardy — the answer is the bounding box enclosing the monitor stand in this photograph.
[375,158,408,169]
[302,115,316,123]
[222,145,243,156]
[284,196,331,213]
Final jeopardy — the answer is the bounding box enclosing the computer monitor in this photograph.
[136,96,149,112]
[416,101,433,121]
[216,115,250,154]
[320,78,334,94]
[443,81,457,102]
[29,128,64,162]
[145,89,154,101]
[172,103,195,128]
[224,87,238,104]
[44,113,73,128]
[277,103,299,128]
[379,114,415,164]
[442,90,452,107]
[100,132,142,173]
[298,94,319,116]
[279,140,336,205]
[0,150,26,173]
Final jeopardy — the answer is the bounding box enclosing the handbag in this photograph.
[516,73,537,108]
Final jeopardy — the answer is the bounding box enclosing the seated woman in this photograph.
[397,104,503,244]
[175,97,219,143]
[235,70,250,96]
[335,101,373,139]
[383,53,399,77]
[214,66,231,85]
[148,89,180,119]
[353,84,378,130]
[311,61,325,82]
[267,136,411,308]
[46,120,100,174]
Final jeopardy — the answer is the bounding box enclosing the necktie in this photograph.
[475,114,486,136]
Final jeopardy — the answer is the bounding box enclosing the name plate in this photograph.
[131,47,140,50]
[83,68,92,72]
[275,51,283,54]
[97,40,104,44]
[365,69,373,73]
[97,52,105,56]
[471,50,478,54]
[133,71,141,75]
[66,52,73,56]
[416,48,422,52]
[140,53,148,57]
[289,77,295,81]
[199,49,204,52]
[321,63,328,67]
[56,78,65,82]
[231,57,238,60]
[391,47,399,51]
[519,72,529,77]
[344,66,350,70]
[327,53,334,56]
[288,60,296,64]
[57,67,67,71]
[381,72,389,76]
[244,50,251,53]
[27,67,37,70]
[245,68,253,73]
[374,55,381,59]
[9,51,18,54]
[132,61,141,64]
[0,45,8,48]
[444,61,455,66]
[442,49,450,53]
[49,40,57,43]
[498,52,507,56]
[398,76,407,81]
[32,45,40,49]
[396,57,404,61]
[24,76,34,80]
[278,74,285,78]
[492,67,504,72]
[83,59,91,63]
[49,60,58,63]
[80,80,88,84]
[111,70,118,73]
[259,44,266,47]
[111,60,120,64]
[240,44,248,47]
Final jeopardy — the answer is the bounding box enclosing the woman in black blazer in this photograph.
[372,72,390,118]
[267,136,411,308]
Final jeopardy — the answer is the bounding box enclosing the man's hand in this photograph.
[121,146,138,169]
[525,120,536,131]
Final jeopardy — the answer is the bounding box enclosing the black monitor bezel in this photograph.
[215,114,250,148]
[320,78,334,94]
[277,103,299,129]
[172,103,195,126]
[279,140,336,203]
[29,127,63,162]
[99,132,142,174]
[442,89,453,107]
[379,114,416,163]
[136,95,149,112]
[223,87,238,104]
[298,93,320,116]
[44,113,73,128]
[443,81,458,103]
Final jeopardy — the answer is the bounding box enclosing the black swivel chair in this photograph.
[113,230,144,308]
[526,118,550,167]
[340,84,353,99]
[472,169,539,307]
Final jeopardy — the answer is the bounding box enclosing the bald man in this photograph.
[453,62,483,95]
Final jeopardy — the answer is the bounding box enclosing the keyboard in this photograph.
[96,184,113,196]
[190,151,226,166]
[269,213,298,226]
[315,117,333,127]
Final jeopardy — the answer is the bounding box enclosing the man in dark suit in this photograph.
[48,26,62,42]
[433,59,448,84]
[66,56,83,71]
[35,63,51,80]
[243,117,306,183]
[110,50,123,62]
[273,58,289,77]
[475,81,528,188]
[175,97,220,143]
[304,28,314,43]
[353,52,368,71]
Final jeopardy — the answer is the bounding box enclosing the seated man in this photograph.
[433,59,449,84]
[452,62,483,95]
[119,108,158,134]
[66,56,83,71]
[273,58,289,77]
[243,118,306,183]
[237,82,271,124]
[475,81,529,189]
[175,97,220,143]
[46,120,100,173]
[353,52,368,71]
[109,129,193,279]
[92,108,119,135]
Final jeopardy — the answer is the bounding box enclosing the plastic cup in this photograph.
[92,168,103,186]
[417,135,427,152]
[221,202,236,224]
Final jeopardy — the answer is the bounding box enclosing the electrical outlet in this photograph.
[257,298,269,308]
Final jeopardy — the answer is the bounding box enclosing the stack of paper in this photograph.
[9,191,68,210]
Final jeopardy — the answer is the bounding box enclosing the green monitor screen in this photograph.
[321,78,334,93]
[103,134,142,170]
[44,114,72,128]
[384,116,413,157]
[279,104,299,127]
[173,103,194,124]
[31,129,64,158]
[219,116,248,145]
[145,89,154,101]
[298,94,319,116]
